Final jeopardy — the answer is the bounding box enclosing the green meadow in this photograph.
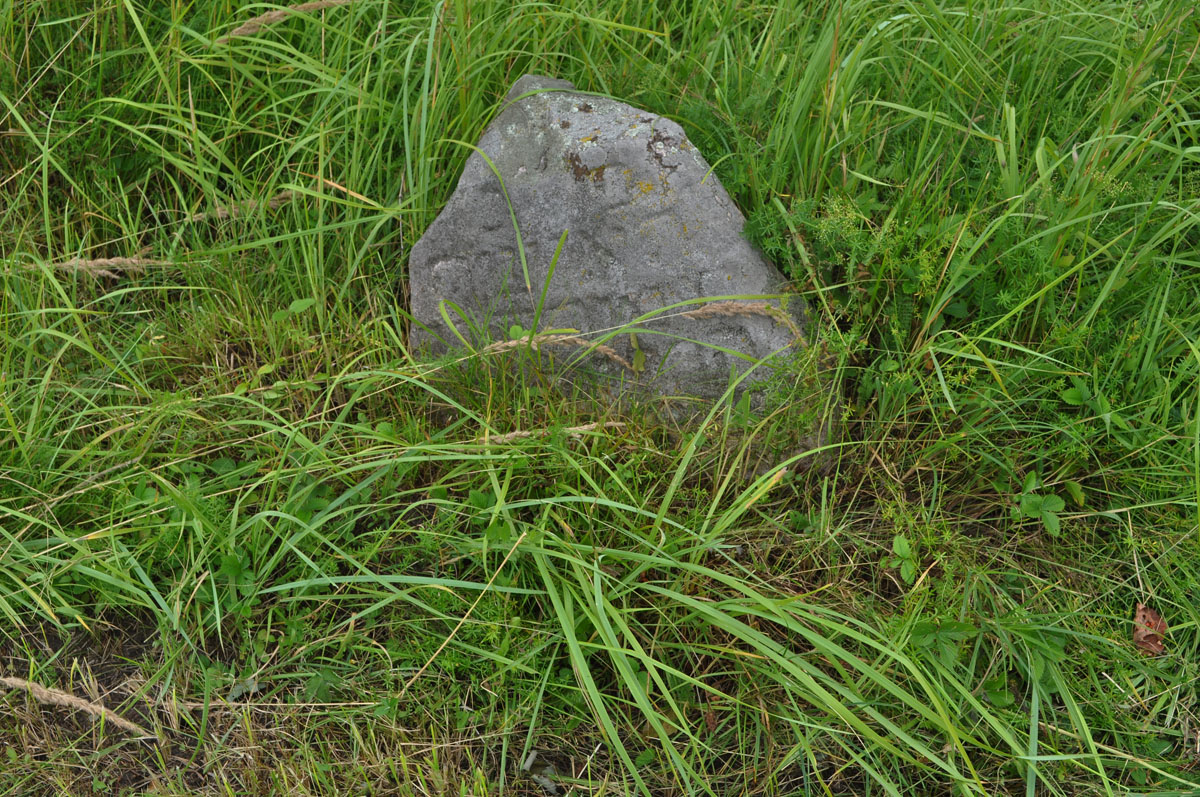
[1,0,1198,793]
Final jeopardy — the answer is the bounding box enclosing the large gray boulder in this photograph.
[408,74,805,402]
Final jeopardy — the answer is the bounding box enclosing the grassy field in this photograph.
[2,0,1199,794]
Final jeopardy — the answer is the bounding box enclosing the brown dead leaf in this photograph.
[1133,603,1167,655]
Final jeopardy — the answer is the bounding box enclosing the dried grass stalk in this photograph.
[0,675,153,738]
[215,0,355,44]
[187,190,295,223]
[480,333,634,371]
[682,300,805,341]
[477,421,626,445]
[16,257,170,279]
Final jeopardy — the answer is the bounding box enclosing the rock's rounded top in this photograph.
[407,73,806,403]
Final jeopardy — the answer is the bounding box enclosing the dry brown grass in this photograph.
[682,300,806,341]
[8,256,171,279]
[480,333,635,371]
[214,0,357,45]
[474,421,626,444]
[186,189,296,223]
[0,675,153,738]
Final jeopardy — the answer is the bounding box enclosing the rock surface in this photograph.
[407,74,805,402]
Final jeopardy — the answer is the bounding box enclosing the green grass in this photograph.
[2,0,1198,794]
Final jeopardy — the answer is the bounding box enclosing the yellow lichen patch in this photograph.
[636,181,655,194]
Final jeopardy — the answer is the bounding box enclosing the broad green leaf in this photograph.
[1060,387,1085,406]
[467,488,494,511]
[632,348,646,373]
[484,519,514,542]
[910,621,938,646]
[983,676,1014,708]
[939,621,978,640]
